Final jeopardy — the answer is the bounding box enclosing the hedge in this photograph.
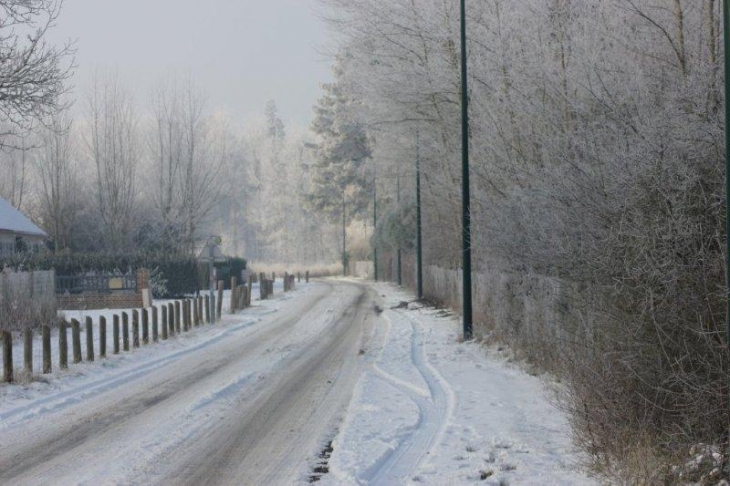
[0,252,242,299]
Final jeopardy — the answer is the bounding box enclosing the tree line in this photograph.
[314,0,728,481]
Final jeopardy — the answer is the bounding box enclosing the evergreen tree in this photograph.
[307,67,372,274]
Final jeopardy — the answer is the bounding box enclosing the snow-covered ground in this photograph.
[0,278,595,485]
[0,281,285,427]
[321,282,595,485]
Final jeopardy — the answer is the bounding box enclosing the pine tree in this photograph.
[307,68,372,275]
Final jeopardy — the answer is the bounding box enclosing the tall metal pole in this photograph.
[723,0,730,464]
[342,195,347,277]
[374,163,379,282]
[416,129,424,300]
[208,242,215,324]
[460,0,473,341]
[397,171,402,286]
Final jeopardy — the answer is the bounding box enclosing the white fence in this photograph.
[0,270,57,331]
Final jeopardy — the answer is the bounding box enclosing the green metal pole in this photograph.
[342,195,347,277]
[723,0,730,464]
[397,171,402,286]
[460,0,473,341]
[416,129,424,299]
[374,164,379,282]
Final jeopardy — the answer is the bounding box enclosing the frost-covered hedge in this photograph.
[0,252,219,299]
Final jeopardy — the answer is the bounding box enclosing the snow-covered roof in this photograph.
[0,197,46,237]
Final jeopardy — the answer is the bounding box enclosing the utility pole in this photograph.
[397,170,402,286]
[416,129,424,300]
[460,0,473,341]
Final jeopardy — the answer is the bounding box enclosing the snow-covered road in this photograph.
[0,279,594,485]
[0,281,375,485]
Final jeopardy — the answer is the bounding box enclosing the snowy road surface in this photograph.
[0,281,374,485]
[0,280,594,485]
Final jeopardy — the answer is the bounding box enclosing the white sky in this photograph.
[48,0,332,128]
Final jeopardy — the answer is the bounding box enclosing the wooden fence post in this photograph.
[113,315,120,354]
[198,297,203,325]
[174,301,181,334]
[194,297,200,326]
[23,327,33,377]
[132,310,140,348]
[230,277,238,313]
[42,324,51,373]
[142,308,149,344]
[100,316,107,358]
[298,271,301,283]
[168,302,175,336]
[122,312,130,351]
[306,270,309,283]
[217,281,223,319]
[247,274,253,305]
[204,295,210,324]
[184,300,190,331]
[71,319,82,364]
[2,330,12,383]
[85,316,94,362]
[161,305,168,340]
[59,319,68,369]
[152,306,159,342]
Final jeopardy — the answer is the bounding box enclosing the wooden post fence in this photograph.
[2,330,12,383]
[205,295,211,324]
[100,316,107,358]
[85,316,94,362]
[230,277,238,314]
[217,281,223,319]
[23,327,32,378]
[42,324,51,373]
[174,301,181,334]
[122,312,130,351]
[59,319,68,369]
[142,308,149,344]
[161,305,168,340]
[152,306,159,342]
[71,319,82,364]
[132,310,140,348]
[113,314,120,354]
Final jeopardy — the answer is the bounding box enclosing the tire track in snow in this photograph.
[365,308,455,484]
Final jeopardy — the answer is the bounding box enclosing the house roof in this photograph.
[0,197,46,237]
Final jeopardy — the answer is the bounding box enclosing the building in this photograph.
[0,197,47,256]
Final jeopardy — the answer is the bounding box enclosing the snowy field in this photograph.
[320,282,595,485]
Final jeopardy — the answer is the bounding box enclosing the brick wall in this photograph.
[58,292,142,311]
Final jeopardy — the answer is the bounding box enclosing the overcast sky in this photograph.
[48,0,332,128]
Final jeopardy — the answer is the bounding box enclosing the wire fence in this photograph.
[0,270,57,331]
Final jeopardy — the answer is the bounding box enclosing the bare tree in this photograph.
[0,0,74,143]
[35,114,78,252]
[85,73,139,252]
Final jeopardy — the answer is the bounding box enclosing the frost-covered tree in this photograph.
[318,0,729,478]
[0,0,74,144]
[307,67,372,273]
